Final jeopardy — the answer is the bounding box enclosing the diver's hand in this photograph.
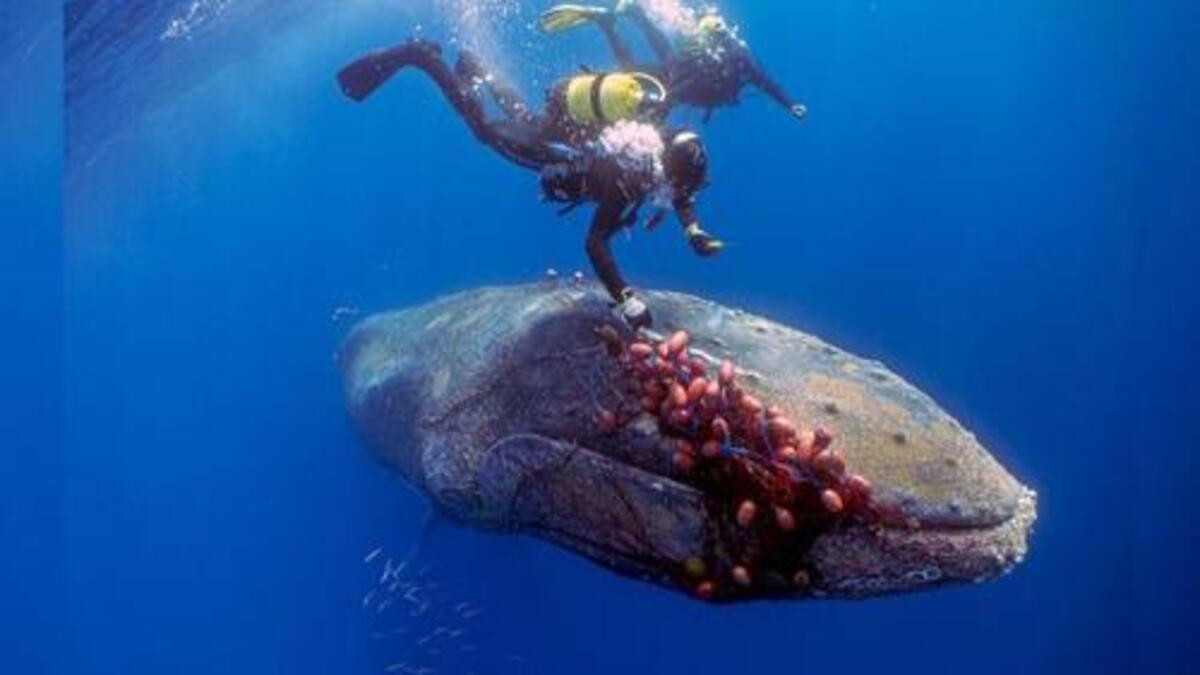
[686,224,725,257]
[616,290,653,330]
[790,103,808,121]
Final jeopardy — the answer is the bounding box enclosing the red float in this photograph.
[736,500,757,528]
[731,565,752,587]
[821,488,845,514]
[602,327,876,600]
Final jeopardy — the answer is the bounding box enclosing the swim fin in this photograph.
[336,40,441,102]
[538,4,609,34]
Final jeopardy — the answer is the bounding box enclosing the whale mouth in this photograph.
[807,487,1038,597]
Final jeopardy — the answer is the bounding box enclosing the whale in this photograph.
[339,283,1036,601]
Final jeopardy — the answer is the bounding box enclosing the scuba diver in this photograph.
[539,2,807,123]
[336,39,723,329]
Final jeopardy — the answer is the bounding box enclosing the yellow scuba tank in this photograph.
[563,71,667,126]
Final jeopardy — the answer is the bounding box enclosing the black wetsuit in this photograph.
[358,40,702,303]
[593,7,799,119]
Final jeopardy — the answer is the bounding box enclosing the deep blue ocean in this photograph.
[3,1,1199,673]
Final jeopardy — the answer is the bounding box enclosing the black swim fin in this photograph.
[336,40,440,102]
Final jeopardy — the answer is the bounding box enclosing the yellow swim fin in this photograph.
[538,4,608,34]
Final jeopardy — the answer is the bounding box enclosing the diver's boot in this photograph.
[337,38,442,101]
[538,4,612,33]
[685,224,725,257]
[615,288,653,330]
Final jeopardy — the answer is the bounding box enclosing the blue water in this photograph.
[4,0,1199,672]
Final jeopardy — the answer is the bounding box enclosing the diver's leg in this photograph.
[451,51,556,167]
[338,39,448,102]
[488,78,535,122]
[390,41,552,170]
[622,3,674,65]
[455,51,536,123]
[358,40,493,140]
[538,3,642,69]
[596,15,638,69]
[487,119,559,170]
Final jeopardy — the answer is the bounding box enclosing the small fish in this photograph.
[331,305,360,323]
[380,558,397,583]
[363,547,383,564]
[386,663,435,675]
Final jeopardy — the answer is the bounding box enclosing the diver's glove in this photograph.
[790,103,808,121]
[615,289,653,330]
[685,224,725,257]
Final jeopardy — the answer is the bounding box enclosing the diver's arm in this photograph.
[588,199,653,328]
[745,57,807,120]
[674,198,723,257]
[674,197,701,232]
[586,200,633,302]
